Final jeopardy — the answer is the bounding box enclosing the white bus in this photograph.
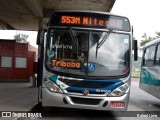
[36,10,138,111]
[140,38,160,99]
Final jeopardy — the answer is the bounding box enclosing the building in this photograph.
[0,39,37,82]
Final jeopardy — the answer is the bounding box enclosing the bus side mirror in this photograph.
[134,40,138,61]
[36,29,46,45]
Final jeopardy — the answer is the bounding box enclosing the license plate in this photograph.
[110,101,125,107]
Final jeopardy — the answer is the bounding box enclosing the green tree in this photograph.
[155,31,160,38]
[14,34,29,43]
[140,33,153,46]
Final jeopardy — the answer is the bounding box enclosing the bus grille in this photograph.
[58,78,115,88]
[70,97,101,105]
[67,90,105,95]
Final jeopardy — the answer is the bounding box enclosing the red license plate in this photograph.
[110,101,125,107]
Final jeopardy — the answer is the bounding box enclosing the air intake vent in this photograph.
[67,90,105,95]
[70,97,101,105]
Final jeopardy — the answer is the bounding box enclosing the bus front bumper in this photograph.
[42,88,129,111]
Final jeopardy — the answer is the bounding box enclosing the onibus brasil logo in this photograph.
[1,112,42,118]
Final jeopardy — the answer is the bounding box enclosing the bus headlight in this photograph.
[45,80,63,93]
[108,83,129,97]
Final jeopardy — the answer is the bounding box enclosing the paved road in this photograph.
[0,78,159,120]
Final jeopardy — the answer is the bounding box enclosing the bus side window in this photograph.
[143,46,156,67]
[156,44,160,65]
[143,48,148,66]
[142,49,146,66]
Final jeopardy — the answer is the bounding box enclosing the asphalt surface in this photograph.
[0,83,38,111]
[0,82,38,120]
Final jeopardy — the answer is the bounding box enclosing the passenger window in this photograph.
[156,44,160,65]
[143,45,156,67]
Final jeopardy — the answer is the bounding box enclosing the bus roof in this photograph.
[144,38,160,48]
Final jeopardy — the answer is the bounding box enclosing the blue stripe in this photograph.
[66,80,124,92]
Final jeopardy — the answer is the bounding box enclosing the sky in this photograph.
[0,0,160,47]
[111,0,160,41]
[0,30,38,47]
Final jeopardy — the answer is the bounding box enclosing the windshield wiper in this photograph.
[68,26,78,49]
[95,29,113,58]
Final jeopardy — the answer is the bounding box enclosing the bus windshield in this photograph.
[46,28,130,78]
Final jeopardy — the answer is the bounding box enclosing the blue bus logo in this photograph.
[89,64,96,72]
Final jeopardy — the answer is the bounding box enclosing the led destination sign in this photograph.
[51,59,81,69]
[49,12,130,31]
[61,16,122,29]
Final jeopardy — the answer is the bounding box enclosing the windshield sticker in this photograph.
[124,39,128,43]
[82,63,96,72]
[89,64,96,72]
[51,59,81,69]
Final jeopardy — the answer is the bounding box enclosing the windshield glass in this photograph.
[46,28,130,78]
